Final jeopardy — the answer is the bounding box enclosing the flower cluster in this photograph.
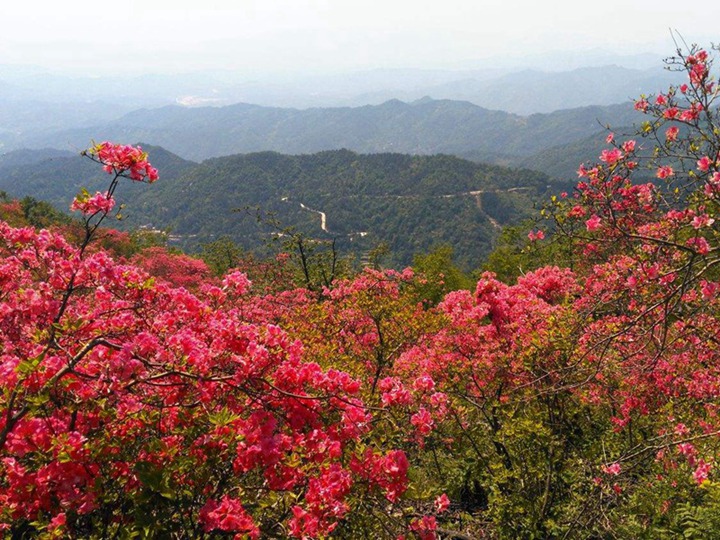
[70,191,115,215]
[87,141,159,182]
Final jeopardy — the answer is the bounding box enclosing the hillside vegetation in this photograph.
[4,44,720,540]
[0,147,557,268]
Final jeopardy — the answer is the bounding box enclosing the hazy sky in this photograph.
[0,0,717,75]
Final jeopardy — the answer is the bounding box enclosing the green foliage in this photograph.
[200,236,244,277]
[136,150,556,269]
[412,245,474,305]
[665,483,720,540]
[20,196,73,228]
[482,222,575,283]
[282,233,354,292]
[0,147,559,269]
[128,228,169,251]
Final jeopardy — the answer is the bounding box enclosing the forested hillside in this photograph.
[0,147,556,268]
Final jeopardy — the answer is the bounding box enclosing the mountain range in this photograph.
[6,98,645,182]
[0,56,677,268]
[0,61,680,169]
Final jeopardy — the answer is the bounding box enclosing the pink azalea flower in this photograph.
[693,460,712,484]
[89,141,159,183]
[527,230,545,241]
[656,166,674,179]
[600,148,623,165]
[622,140,636,153]
[691,215,715,229]
[687,237,711,255]
[634,99,649,112]
[697,156,713,172]
[586,215,602,232]
[434,493,451,513]
[70,191,115,215]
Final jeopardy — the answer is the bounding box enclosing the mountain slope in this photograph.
[0,145,196,213]
[14,99,642,163]
[131,149,556,268]
[0,147,556,269]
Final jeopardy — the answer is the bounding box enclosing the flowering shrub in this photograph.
[130,246,213,289]
[6,43,720,538]
[0,144,422,538]
[70,190,115,215]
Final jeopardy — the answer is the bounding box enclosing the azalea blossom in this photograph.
[70,191,115,215]
[697,156,713,172]
[691,215,715,229]
[585,214,602,232]
[634,98,649,112]
[434,493,450,513]
[622,140,636,153]
[88,141,159,182]
[600,148,623,165]
[693,460,712,484]
[527,229,545,241]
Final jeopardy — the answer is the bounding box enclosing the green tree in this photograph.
[201,236,244,277]
[482,221,575,283]
[412,245,474,305]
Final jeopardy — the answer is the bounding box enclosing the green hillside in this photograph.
[0,147,556,269]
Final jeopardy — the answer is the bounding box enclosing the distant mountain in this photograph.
[213,60,674,110]
[0,60,675,164]
[0,58,673,112]
[418,66,680,115]
[0,100,136,153]
[14,98,643,165]
[455,49,666,72]
[0,148,75,170]
[0,147,556,269]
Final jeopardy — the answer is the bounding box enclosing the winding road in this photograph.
[284,185,537,235]
[299,202,328,233]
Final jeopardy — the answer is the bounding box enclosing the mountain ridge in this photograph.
[11,98,641,167]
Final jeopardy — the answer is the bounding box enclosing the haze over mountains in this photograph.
[1,56,680,158]
[0,50,683,266]
[12,99,642,175]
[1,49,671,110]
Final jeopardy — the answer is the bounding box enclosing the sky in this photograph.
[0,0,718,75]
